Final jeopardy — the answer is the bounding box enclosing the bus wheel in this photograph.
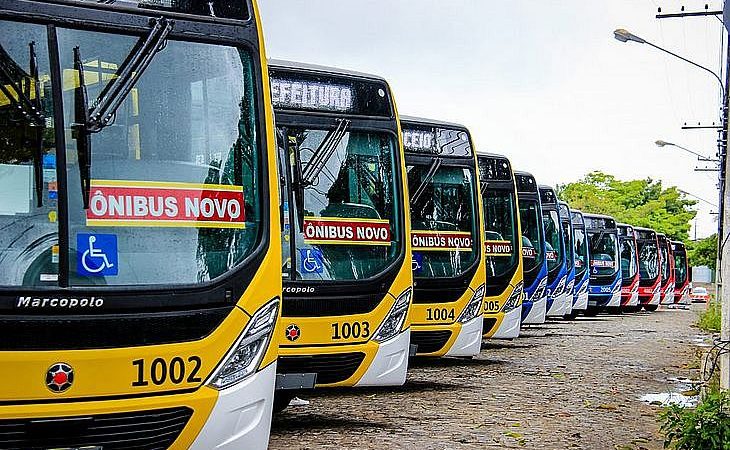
[583,308,599,317]
[606,306,622,315]
[643,305,659,312]
[273,391,297,414]
[564,311,579,320]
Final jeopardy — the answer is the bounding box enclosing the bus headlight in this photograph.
[501,282,523,313]
[373,288,412,343]
[458,284,485,323]
[208,298,279,390]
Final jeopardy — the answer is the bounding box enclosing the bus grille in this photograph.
[0,407,192,449]
[277,352,366,385]
[411,330,453,354]
[282,295,382,317]
[0,307,231,351]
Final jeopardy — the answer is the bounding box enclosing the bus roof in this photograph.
[571,210,585,225]
[538,185,558,205]
[400,116,468,132]
[476,151,509,160]
[514,171,538,193]
[269,59,386,82]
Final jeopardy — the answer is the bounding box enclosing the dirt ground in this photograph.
[270,304,706,450]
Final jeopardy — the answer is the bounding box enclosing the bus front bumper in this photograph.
[445,315,484,357]
[573,291,589,311]
[355,329,410,386]
[412,317,481,358]
[588,291,621,309]
[546,294,563,317]
[522,297,547,324]
[190,363,275,449]
[0,363,276,450]
[490,307,522,339]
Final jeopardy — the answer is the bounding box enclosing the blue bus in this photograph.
[515,172,548,324]
[584,213,622,316]
[568,210,590,318]
[558,202,576,317]
[539,186,568,318]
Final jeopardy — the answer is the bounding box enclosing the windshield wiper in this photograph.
[72,17,173,208]
[0,42,46,207]
[300,118,350,186]
[410,157,442,206]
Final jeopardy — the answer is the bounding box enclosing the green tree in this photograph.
[687,234,718,270]
[557,171,697,241]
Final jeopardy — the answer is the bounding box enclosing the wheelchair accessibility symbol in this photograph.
[77,234,118,277]
[412,252,423,273]
[299,248,323,274]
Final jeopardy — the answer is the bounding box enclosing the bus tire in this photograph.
[273,391,297,414]
[606,306,622,315]
[583,307,599,317]
[643,305,659,312]
[564,311,579,320]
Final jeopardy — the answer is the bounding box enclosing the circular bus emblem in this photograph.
[285,324,301,341]
[46,363,74,393]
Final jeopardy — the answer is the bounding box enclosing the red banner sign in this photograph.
[86,180,246,228]
[522,247,536,258]
[591,259,615,268]
[546,250,558,261]
[484,240,513,256]
[303,217,391,246]
[411,230,473,252]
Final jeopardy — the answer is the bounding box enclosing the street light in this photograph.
[613,28,725,99]
[655,140,719,162]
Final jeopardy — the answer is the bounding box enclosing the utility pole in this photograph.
[653,3,729,388]
[721,30,730,390]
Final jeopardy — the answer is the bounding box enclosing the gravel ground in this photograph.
[270,304,706,450]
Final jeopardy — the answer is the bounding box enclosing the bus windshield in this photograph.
[483,188,518,278]
[638,239,660,281]
[620,237,638,280]
[408,162,477,278]
[589,231,618,276]
[519,199,544,274]
[542,210,563,273]
[561,220,574,272]
[573,226,588,278]
[1,22,264,287]
[660,244,670,280]
[675,250,687,285]
[281,127,400,281]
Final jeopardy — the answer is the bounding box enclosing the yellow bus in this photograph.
[0,1,282,448]
[271,61,413,407]
[401,117,485,357]
[478,153,524,339]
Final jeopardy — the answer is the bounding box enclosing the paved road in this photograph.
[270,305,704,450]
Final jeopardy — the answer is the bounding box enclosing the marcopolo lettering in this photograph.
[16,296,104,309]
[283,286,316,294]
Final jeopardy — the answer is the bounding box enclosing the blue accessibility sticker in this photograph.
[412,252,423,273]
[77,233,118,277]
[299,248,324,274]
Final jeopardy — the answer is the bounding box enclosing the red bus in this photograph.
[635,227,662,312]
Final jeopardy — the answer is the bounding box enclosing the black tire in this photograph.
[643,304,659,312]
[622,305,640,313]
[273,391,296,414]
[606,306,622,315]
[564,311,579,320]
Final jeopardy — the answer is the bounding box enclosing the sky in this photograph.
[259,0,726,239]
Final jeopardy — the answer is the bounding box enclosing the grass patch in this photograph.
[696,301,721,333]
[660,390,730,450]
